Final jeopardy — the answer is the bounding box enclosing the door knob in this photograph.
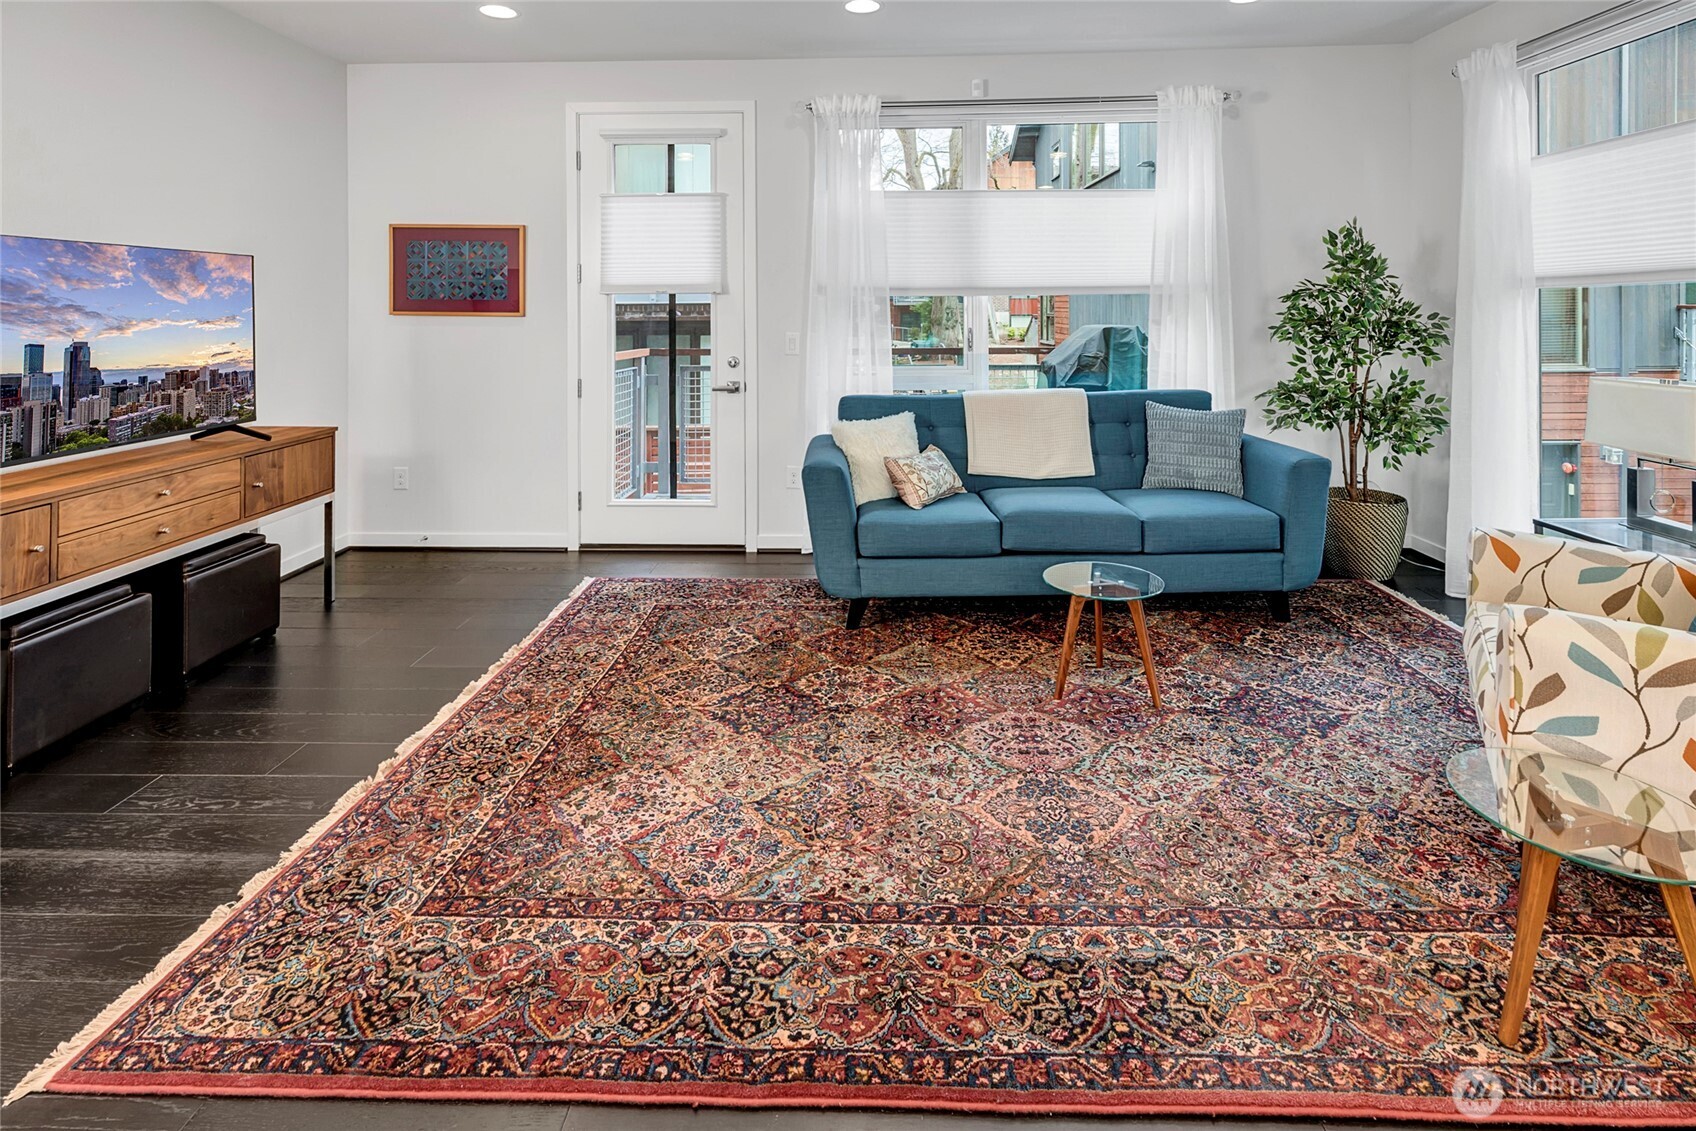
[725,356,740,368]
[28,545,45,553]
[711,380,743,394]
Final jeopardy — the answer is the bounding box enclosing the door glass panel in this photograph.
[612,294,713,501]
[613,142,713,193]
[607,142,715,503]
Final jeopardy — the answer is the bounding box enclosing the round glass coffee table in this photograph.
[1446,746,1696,1047]
[1041,561,1166,705]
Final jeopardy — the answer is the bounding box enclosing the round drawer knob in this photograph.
[158,488,171,496]
[252,481,265,488]
[158,526,172,535]
[28,544,45,553]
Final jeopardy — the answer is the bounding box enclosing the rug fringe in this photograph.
[1365,577,1463,633]
[2,577,602,1107]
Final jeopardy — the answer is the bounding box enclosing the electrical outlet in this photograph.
[787,465,802,489]
[393,466,410,490]
[784,331,800,356]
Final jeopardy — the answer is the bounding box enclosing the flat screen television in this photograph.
[0,235,256,466]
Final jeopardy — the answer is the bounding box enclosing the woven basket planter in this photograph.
[1324,487,1407,581]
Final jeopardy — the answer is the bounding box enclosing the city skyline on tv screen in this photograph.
[0,235,256,465]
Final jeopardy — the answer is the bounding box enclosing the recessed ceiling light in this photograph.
[479,4,519,18]
[845,0,881,13]
[1228,0,1258,5]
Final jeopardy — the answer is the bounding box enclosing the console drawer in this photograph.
[1,506,53,599]
[58,492,242,579]
[59,460,242,536]
[244,438,333,517]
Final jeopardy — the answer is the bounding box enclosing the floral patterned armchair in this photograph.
[1467,528,1696,806]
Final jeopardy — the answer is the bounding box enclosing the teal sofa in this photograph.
[802,390,1331,627]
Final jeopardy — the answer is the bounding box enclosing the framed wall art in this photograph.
[389,224,525,316]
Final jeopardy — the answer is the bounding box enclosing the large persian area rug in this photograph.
[12,579,1695,1122]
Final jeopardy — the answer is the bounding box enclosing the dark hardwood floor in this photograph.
[0,549,1460,1131]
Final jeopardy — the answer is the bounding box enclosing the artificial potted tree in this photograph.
[1261,220,1452,581]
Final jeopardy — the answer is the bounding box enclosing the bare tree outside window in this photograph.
[879,127,963,190]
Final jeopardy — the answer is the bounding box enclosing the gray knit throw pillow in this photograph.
[1141,401,1246,496]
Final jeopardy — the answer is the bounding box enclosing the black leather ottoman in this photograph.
[140,534,281,689]
[2,584,152,770]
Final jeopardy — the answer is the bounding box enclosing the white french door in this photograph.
[575,108,751,546]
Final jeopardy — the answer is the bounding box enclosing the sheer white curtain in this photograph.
[1445,43,1538,598]
[804,94,893,444]
[1147,85,1235,406]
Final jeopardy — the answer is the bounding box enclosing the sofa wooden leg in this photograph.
[1267,592,1292,623]
[846,598,869,630]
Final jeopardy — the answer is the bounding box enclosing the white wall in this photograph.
[0,0,349,573]
[346,46,1420,550]
[1400,1,1612,560]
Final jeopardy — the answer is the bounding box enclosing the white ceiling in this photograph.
[222,0,1499,65]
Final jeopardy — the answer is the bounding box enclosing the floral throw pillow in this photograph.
[885,446,964,510]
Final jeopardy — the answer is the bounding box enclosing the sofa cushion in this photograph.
[857,492,1001,558]
[980,487,1142,553]
[1107,489,1280,554]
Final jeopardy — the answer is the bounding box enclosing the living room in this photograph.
[1,0,1693,1127]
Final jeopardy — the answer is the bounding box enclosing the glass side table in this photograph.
[1446,746,1696,1047]
[1041,561,1166,705]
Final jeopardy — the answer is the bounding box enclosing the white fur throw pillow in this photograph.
[831,412,919,505]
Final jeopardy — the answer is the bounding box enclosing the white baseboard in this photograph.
[280,533,354,577]
[349,532,572,550]
[754,534,808,552]
[1405,532,1445,562]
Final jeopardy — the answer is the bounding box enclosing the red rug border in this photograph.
[42,1071,1696,1125]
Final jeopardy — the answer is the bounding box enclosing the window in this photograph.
[889,291,1147,392]
[1537,18,1695,154]
[1539,288,1588,369]
[988,122,1154,192]
[1073,122,1121,186]
[890,295,966,388]
[877,113,1157,390]
[1532,16,1696,522]
[879,128,963,191]
[1537,281,1696,519]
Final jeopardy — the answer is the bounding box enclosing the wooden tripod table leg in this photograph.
[1661,883,1696,989]
[1500,842,1560,1047]
[1127,599,1162,709]
[1094,599,1104,668]
[1055,595,1085,700]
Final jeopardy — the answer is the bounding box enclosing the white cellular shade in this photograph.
[1531,121,1696,285]
[599,193,726,293]
[884,189,1154,295]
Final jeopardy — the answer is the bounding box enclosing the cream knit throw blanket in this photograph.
[961,388,1096,479]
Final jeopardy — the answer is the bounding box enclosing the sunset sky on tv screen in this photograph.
[2,236,254,373]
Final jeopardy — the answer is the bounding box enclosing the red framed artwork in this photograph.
[389,224,525,316]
